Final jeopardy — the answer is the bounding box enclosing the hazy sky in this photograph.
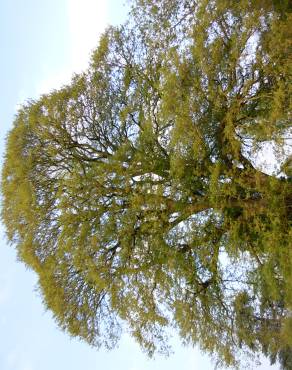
[0,1,279,369]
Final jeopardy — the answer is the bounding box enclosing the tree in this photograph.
[1,0,291,368]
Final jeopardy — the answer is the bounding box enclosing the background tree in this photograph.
[1,0,291,368]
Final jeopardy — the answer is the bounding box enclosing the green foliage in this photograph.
[1,0,292,368]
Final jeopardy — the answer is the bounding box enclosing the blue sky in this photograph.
[0,1,279,369]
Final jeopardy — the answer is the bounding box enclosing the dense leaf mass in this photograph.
[2,0,292,368]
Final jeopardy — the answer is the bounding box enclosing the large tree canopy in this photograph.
[2,0,292,368]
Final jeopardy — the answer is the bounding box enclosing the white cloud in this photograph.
[250,140,292,176]
[67,0,109,72]
[6,349,34,370]
[35,0,109,96]
[0,273,11,306]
